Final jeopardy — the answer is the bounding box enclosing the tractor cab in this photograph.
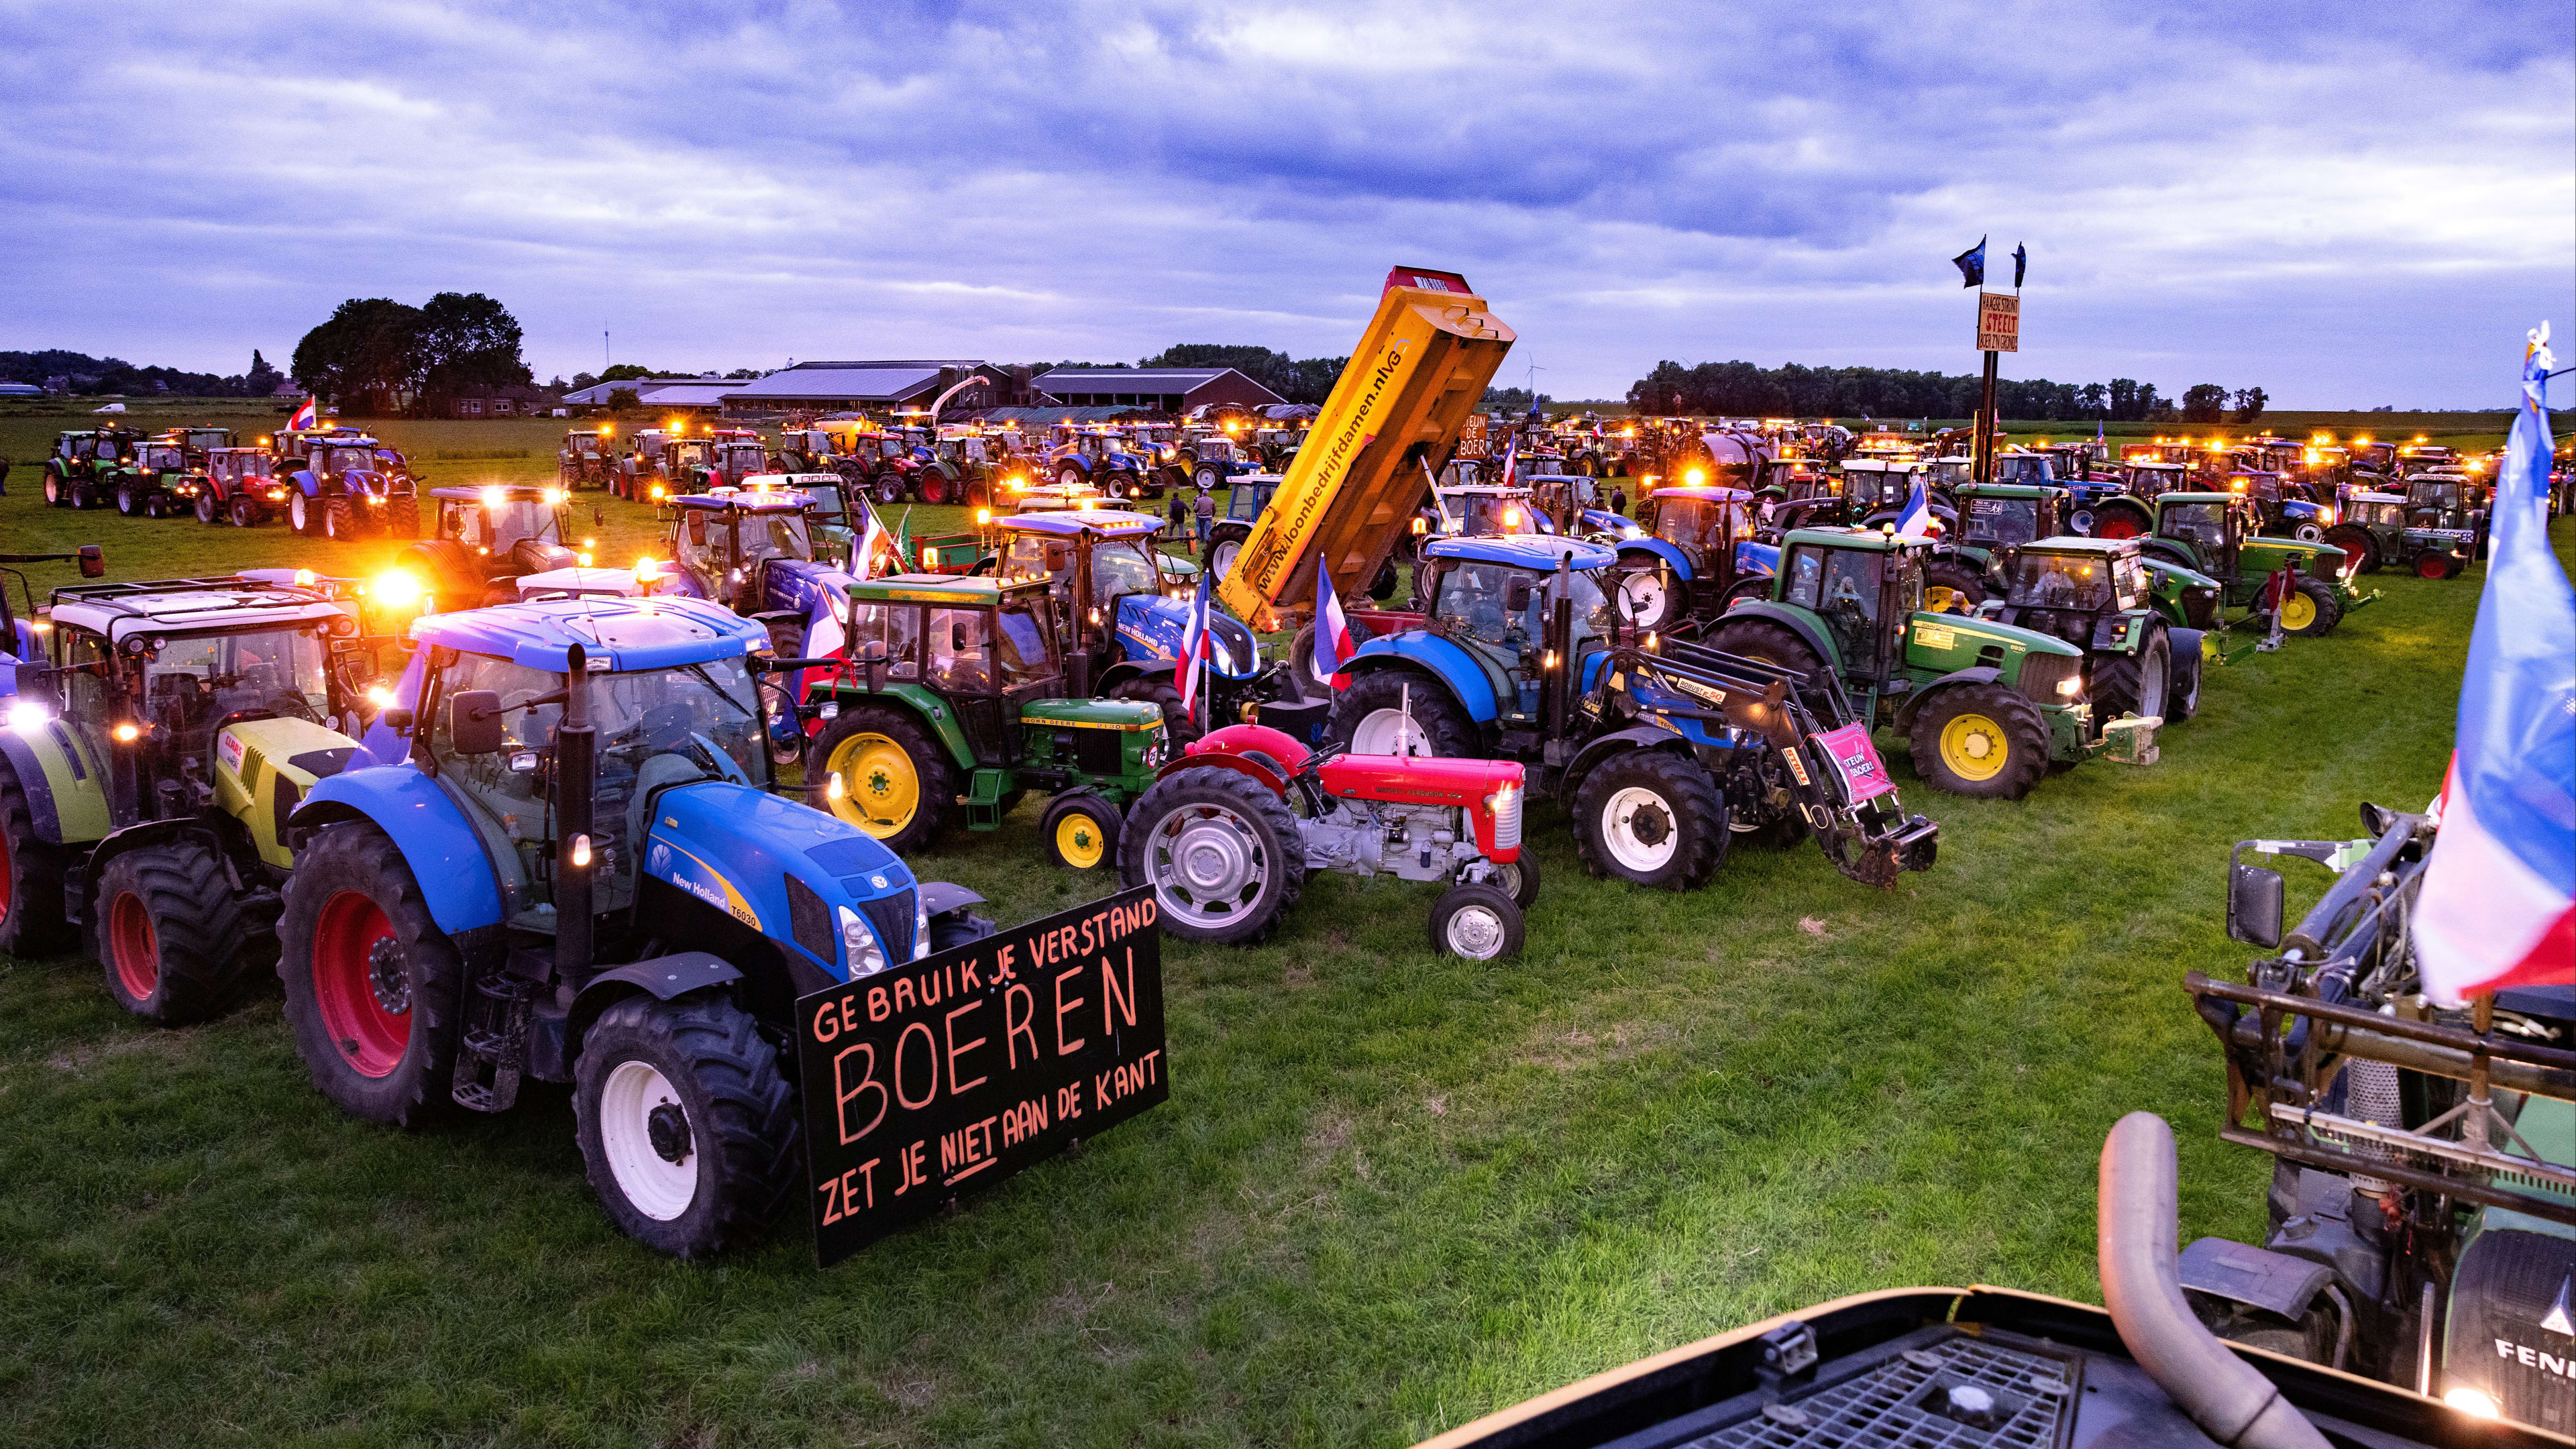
[2404,472,2470,525]
[2150,494,2249,575]
[665,492,830,626]
[1774,529,1925,676]
[1989,451,2056,486]
[557,429,616,490]
[1924,455,1976,491]
[203,447,288,525]
[741,472,878,564]
[396,486,580,611]
[1432,482,1546,537]
[1836,458,1942,529]
[1951,482,2061,557]
[990,511,1227,706]
[701,438,771,490]
[1386,535,1618,744]
[1988,539,2149,642]
[1603,484,1770,630]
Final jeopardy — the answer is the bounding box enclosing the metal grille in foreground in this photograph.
[1493,785,1522,850]
[1679,1334,2071,1449]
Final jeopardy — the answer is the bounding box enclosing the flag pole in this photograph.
[1974,349,2000,486]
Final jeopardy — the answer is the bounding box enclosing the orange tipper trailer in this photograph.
[1214,267,1513,634]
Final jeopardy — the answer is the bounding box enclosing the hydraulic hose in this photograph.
[2098,1112,2330,1449]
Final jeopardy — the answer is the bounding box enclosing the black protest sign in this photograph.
[796,885,1167,1267]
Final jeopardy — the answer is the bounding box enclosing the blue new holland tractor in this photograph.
[277,595,993,1257]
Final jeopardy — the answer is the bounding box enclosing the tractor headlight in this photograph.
[6,700,49,735]
[915,896,931,961]
[2056,676,2084,698]
[837,905,888,977]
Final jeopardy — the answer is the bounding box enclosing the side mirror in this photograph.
[13,661,49,696]
[685,513,707,545]
[1505,578,1535,612]
[76,545,105,578]
[382,707,415,731]
[447,690,506,755]
[2226,858,2285,949]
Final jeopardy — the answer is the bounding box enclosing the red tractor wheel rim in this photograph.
[2416,554,2449,578]
[312,890,407,1077]
[2339,539,2373,575]
[2095,515,2143,539]
[108,890,158,1000]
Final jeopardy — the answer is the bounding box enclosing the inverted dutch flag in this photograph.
[1497,429,1517,489]
[1176,566,1214,722]
[2412,324,2575,1005]
[288,395,319,431]
[848,505,890,580]
[1311,554,1355,690]
[1896,473,1937,538]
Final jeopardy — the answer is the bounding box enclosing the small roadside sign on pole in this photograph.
[1976,292,2021,353]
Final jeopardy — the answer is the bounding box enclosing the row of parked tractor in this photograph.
[559,411,1311,512]
[35,422,424,536]
[0,273,2498,1267]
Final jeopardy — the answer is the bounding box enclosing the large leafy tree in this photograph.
[415,292,531,406]
[292,298,424,415]
[2181,383,2230,424]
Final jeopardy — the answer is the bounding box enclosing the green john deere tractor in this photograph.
[1943,482,2229,635]
[2141,492,2374,638]
[1709,527,2157,800]
[799,573,1167,869]
[1972,536,2208,727]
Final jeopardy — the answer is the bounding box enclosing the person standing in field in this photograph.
[1166,487,1187,543]
[1193,486,1215,555]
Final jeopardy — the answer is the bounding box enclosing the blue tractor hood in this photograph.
[1114,592,1261,680]
[644,778,922,979]
[760,557,849,619]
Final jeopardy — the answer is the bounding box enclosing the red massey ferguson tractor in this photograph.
[1118,722,1538,960]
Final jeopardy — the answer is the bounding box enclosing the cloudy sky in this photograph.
[3,0,2569,407]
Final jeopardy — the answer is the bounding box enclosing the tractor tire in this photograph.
[288,490,317,536]
[1118,767,1304,945]
[324,495,355,541]
[1110,675,1200,747]
[1923,557,1987,614]
[2324,523,2377,575]
[277,820,465,1128]
[1040,792,1122,871]
[1611,553,1688,631]
[2291,521,2325,543]
[1717,575,1774,614]
[1907,684,2051,800]
[72,480,101,511]
[387,496,419,539]
[1056,464,1085,491]
[1485,849,1542,910]
[1707,616,1829,690]
[806,706,959,855]
[1206,532,1244,581]
[1106,469,1142,501]
[1574,747,1728,890]
[0,764,73,957]
[2090,500,2152,540]
[95,839,254,1026]
[2165,633,2205,722]
[115,483,140,516]
[574,991,797,1259]
[1428,883,1523,960]
[2277,576,2342,638]
[42,472,66,506]
[230,494,262,528]
[919,470,952,506]
[1193,466,1221,492]
[872,473,906,506]
[2089,625,2171,727]
[1326,669,1480,758]
[194,489,220,525]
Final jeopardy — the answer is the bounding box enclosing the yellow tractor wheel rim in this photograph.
[1938,712,2010,782]
[1055,812,1106,869]
[825,733,918,837]
[2279,590,2317,631]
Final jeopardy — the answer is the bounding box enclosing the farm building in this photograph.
[1031,366,1283,413]
[716,362,1036,416]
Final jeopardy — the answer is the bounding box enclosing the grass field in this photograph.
[2,411,2569,1448]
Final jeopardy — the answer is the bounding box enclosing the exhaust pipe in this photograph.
[2099,1113,2329,1449]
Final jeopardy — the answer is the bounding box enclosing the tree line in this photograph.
[0,348,284,397]
[290,292,531,415]
[1627,360,2269,424]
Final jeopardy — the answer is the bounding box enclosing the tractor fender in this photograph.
[288,468,323,498]
[1156,722,1311,793]
[291,765,508,936]
[1892,667,2005,735]
[1719,600,1847,679]
[1557,725,1692,808]
[567,951,746,1063]
[1732,539,1780,579]
[2166,627,2206,666]
[0,724,107,846]
[76,820,237,922]
[1346,634,1501,724]
[1615,539,1695,582]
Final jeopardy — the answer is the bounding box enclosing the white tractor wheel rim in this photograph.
[1619,572,1668,626]
[1445,904,1509,959]
[1210,539,1240,576]
[290,494,307,529]
[1148,806,1268,928]
[598,1059,699,1221]
[2139,645,2167,718]
[1602,785,1680,871]
[1351,707,1434,757]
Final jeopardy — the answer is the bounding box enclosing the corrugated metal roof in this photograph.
[720,368,943,402]
[561,376,749,406]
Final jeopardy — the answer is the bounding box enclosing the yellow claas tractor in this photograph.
[0,574,393,1024]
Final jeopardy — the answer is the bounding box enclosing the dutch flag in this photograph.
[794,575,854,707]
[1176,566,1214,724]
[1896,473,1937,538]
[848,505,890,580]
[288,395,319,431]
[2411,325,2575,1004]
[1311,554,1355,690]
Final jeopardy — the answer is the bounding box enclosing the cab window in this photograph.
[2161,503,2226,550]
[926,608,991,693]
[1430,561,1538,645]
[845,603,920,679]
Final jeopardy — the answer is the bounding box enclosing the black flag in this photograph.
[2012,244,2028,290]
[1952,237,1986,288]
